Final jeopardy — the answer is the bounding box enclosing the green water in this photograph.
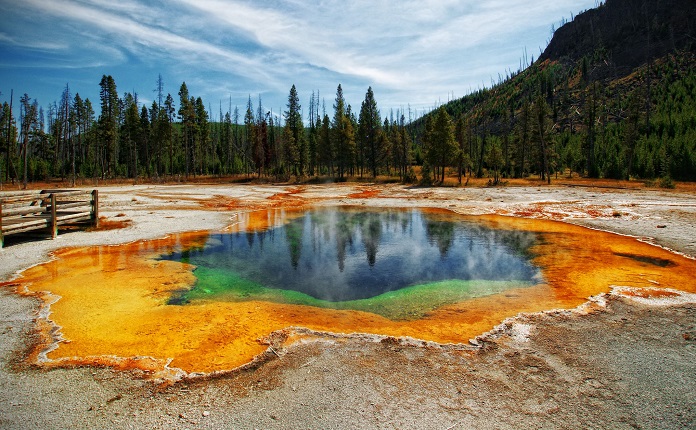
[162,207,541,320]
[183,266,532,320]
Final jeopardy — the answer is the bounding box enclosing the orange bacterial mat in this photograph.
[12,210,696,378]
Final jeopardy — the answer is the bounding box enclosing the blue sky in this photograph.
[0,0,597,122]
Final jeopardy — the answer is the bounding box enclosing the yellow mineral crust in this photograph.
[15,213,696,377]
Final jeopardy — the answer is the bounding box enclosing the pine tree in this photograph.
[318,114,332,176]
[398,114,413,182]
[515,100,531,178]
[623,92,641,179]
[72,93,84,185]
[358,87,382,178]
[534,94,552,184]
[232,105,240,174]
[307,91,318,176]
[139,105,149,178]
[283,85,304,176]
[421,113,435,184]
[176,87,190,177]
[122,93,140,178]
[244,96,255,177]
[332,84,355,180]
[266,112,276,176]
[223,108,232,174]
[1,97,17,186]
[77,97,95,178]
[149,101,161,177]
[253,95,266,177]
[98,75,119,178]
[58,84,72,180]
[308,121,318,177]
[163,94,175,176]
[584,82,599,178]
[19,93,38,189]
[455,116,471,184]
[431,107,456,183]
[194,97,208,175]
[486,136,504,185]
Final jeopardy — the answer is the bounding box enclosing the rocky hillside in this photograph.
[541,0,696,77]
[415,0,696,181]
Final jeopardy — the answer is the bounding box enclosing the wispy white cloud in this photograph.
[16,0,274,81]
[173,0,405,86]
[172,0,593,100]
[0,33,68,51]
[0,0,598,114]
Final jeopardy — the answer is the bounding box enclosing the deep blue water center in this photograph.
[161,208,540,302]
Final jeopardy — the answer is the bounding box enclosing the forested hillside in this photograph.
[0,0,694,186]
[417,0,696,184]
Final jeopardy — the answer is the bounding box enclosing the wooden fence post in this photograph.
[0,199,4,249]
[50,193,58,239]
[91,189,99,228]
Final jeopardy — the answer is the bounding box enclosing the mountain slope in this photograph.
[416,0,696,182]
[541,0,696,76]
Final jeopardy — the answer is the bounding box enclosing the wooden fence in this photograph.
[0,189,99,248]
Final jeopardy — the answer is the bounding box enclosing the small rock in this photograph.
[657,225,667,228]
[202,410,210,417]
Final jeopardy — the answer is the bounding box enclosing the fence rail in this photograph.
[0,189,99,248]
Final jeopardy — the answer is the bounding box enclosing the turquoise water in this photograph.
[161,208,541,319]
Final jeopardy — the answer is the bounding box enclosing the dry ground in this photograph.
[1,182,695,429]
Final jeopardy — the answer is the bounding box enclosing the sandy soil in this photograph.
[1,183,695,429]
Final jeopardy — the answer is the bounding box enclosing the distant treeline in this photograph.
[0,76,418,187]
[1,56,695,187]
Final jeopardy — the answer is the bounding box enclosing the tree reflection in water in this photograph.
[162,207,539,303]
